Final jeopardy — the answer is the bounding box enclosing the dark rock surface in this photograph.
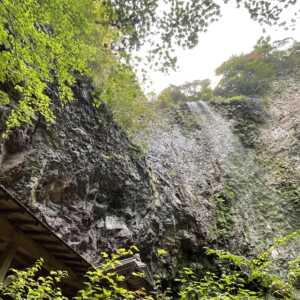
[0,77,299,279]
[0,79,156,265]
[141,80,300,267]
[0,79,216,276]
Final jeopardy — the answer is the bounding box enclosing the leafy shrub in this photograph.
[215,37,300,98]
[0,0,152,137]
[93,62,153,137]
[1,231,299,299]
[0,0,101,135]
[0,258,68,299]
[215,47,276,96]
[74,247,150,300]
[157,79,214,109]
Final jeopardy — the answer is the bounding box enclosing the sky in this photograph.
[141,1,300,95]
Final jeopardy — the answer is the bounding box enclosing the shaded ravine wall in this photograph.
[0,77,299,277]
[143,79,300,271]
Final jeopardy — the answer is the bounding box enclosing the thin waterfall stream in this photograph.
[147,99,299,257]
[186,101,241,163]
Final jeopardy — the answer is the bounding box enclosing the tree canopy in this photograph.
[0,0,149,136]
[2,231,300,299]
[157,36,300,104]
[104,0,300,69]
[0,0,299,134]
[157,79,214,107]
[215,37,300,97]
[0,0,105,134]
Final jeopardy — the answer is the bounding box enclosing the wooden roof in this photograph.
[0,185,153,293]
[0,185,91,290]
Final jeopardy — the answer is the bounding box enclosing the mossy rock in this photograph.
[211,97,268,148]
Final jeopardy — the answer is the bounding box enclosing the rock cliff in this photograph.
[0,77,299,278]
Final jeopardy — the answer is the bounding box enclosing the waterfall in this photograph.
[186,101,240,162]
[146,97,299,260]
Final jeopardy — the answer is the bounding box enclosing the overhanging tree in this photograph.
[0,0,299,134]
[104,0,300,69]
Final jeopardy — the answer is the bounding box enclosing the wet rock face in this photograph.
[0,77,299,276]
[144,81,300,260]
[0,79,221,273]
[0,79,156,264]
[211,97,268,148]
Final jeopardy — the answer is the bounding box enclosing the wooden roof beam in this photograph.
[11,219,40,226]
[0,217,80,288]
[55,255,78,261]
[23,232,53,238]
[34,240,60,245]
[22,229,48,235]
[65,261,86,267]
[0,208,24,216]
[45,248,70,255]
[0,241,17,283]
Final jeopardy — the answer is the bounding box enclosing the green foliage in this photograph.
[279,40,300,75]
[156,85,186,109]
[212,185,236,240]
[0,90,9,105]
[0,0,102,135]
[198,80,214,102]
[288,256,300,288]
[215,41,276,96]
[215,37,300,97]
[0,258,68,299]
[157,79,214,108]
[74,246,149,300]
[257,150,300,227]
[104,0,299,70]
[156,248,168,257]
[176,267,260,299]
[225,95,245,103]
[93,62,152,137]
[1,1,299,135]
[0,0,152,137]
[158,37,300,104]
[178,80,214,102]
[178,230,300,299]
[1,232,300,299]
